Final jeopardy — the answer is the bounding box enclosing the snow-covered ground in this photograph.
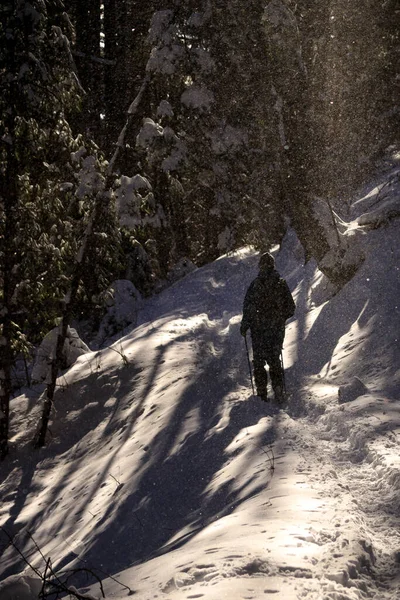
[1,170,400,599]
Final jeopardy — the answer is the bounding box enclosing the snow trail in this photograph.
[1,179,400,598]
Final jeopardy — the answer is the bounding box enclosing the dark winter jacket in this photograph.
[241,268,295,337]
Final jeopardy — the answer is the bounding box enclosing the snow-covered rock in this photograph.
[32,326,90,383]
[338,376,369,404]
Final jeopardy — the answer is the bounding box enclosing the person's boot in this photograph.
[257,389,269,402]
[274,385,285,403]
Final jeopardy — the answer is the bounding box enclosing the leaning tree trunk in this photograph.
[33,192,109,448]
[34,72,151,448]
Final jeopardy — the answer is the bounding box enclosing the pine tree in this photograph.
[34,149,120,448]
[68,0,399,285]
[0,0,119,457]
[129,1,282,268]
[0,0,79,457]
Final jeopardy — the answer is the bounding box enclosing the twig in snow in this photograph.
[109,472,121,486]
[109,343,129,367]
[251,443,275,474]
[1,528,106,599]
[39,558,51,600]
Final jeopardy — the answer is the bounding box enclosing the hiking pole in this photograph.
[244,334,256,396]
[280,351,286,395]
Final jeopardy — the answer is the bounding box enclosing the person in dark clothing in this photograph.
[240,252,295,402]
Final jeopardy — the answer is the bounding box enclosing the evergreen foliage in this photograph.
[68,1,399,275]
[121,0,286,269]
[0,0,119,457]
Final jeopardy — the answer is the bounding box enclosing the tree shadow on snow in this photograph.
[0,251,284,583]
[76,321,280,579]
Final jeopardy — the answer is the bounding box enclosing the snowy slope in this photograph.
[0,172,399,600]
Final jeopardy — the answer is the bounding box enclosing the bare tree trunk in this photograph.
[33,321,69,448]
[33,204,104,448]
